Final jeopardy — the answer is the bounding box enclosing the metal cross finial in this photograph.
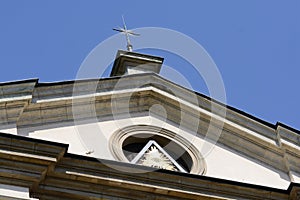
[113,16,140,52]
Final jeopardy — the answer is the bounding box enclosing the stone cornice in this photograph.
[0,79,37,127]
[0,132,67,194]
[9,74,296,138]
[0,132,298,200]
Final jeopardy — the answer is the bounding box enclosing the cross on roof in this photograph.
[113,16,140,52]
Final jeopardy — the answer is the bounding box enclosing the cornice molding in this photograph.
[0,132,296,200]
[0,74,299,182]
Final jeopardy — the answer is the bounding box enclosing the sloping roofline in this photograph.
[3,74,296,133]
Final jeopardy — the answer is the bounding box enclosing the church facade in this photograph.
[0,50,299,199]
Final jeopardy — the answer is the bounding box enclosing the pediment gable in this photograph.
[0,73,299,190]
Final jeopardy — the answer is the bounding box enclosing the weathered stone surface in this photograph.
[0,74,300,199]
[0,132,297,199]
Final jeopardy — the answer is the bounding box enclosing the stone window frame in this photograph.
[109,125,206,175]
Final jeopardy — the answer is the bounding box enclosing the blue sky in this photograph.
[0,1,299,130]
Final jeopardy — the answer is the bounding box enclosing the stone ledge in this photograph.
[0,133,298,199]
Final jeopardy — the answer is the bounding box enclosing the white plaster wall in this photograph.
[291,171,300,183]
[202,140,290,189]
[24,115,291,189]
[0,124,18,135]
[0,184,38,199]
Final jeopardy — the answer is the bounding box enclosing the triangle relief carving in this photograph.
[131,140,187,173]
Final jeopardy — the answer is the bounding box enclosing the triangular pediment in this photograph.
[131,140,187,173]
[2,73,300,188]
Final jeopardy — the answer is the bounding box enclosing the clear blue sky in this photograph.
[0,1,299,130]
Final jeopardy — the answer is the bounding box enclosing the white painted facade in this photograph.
[14,115,292,189]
